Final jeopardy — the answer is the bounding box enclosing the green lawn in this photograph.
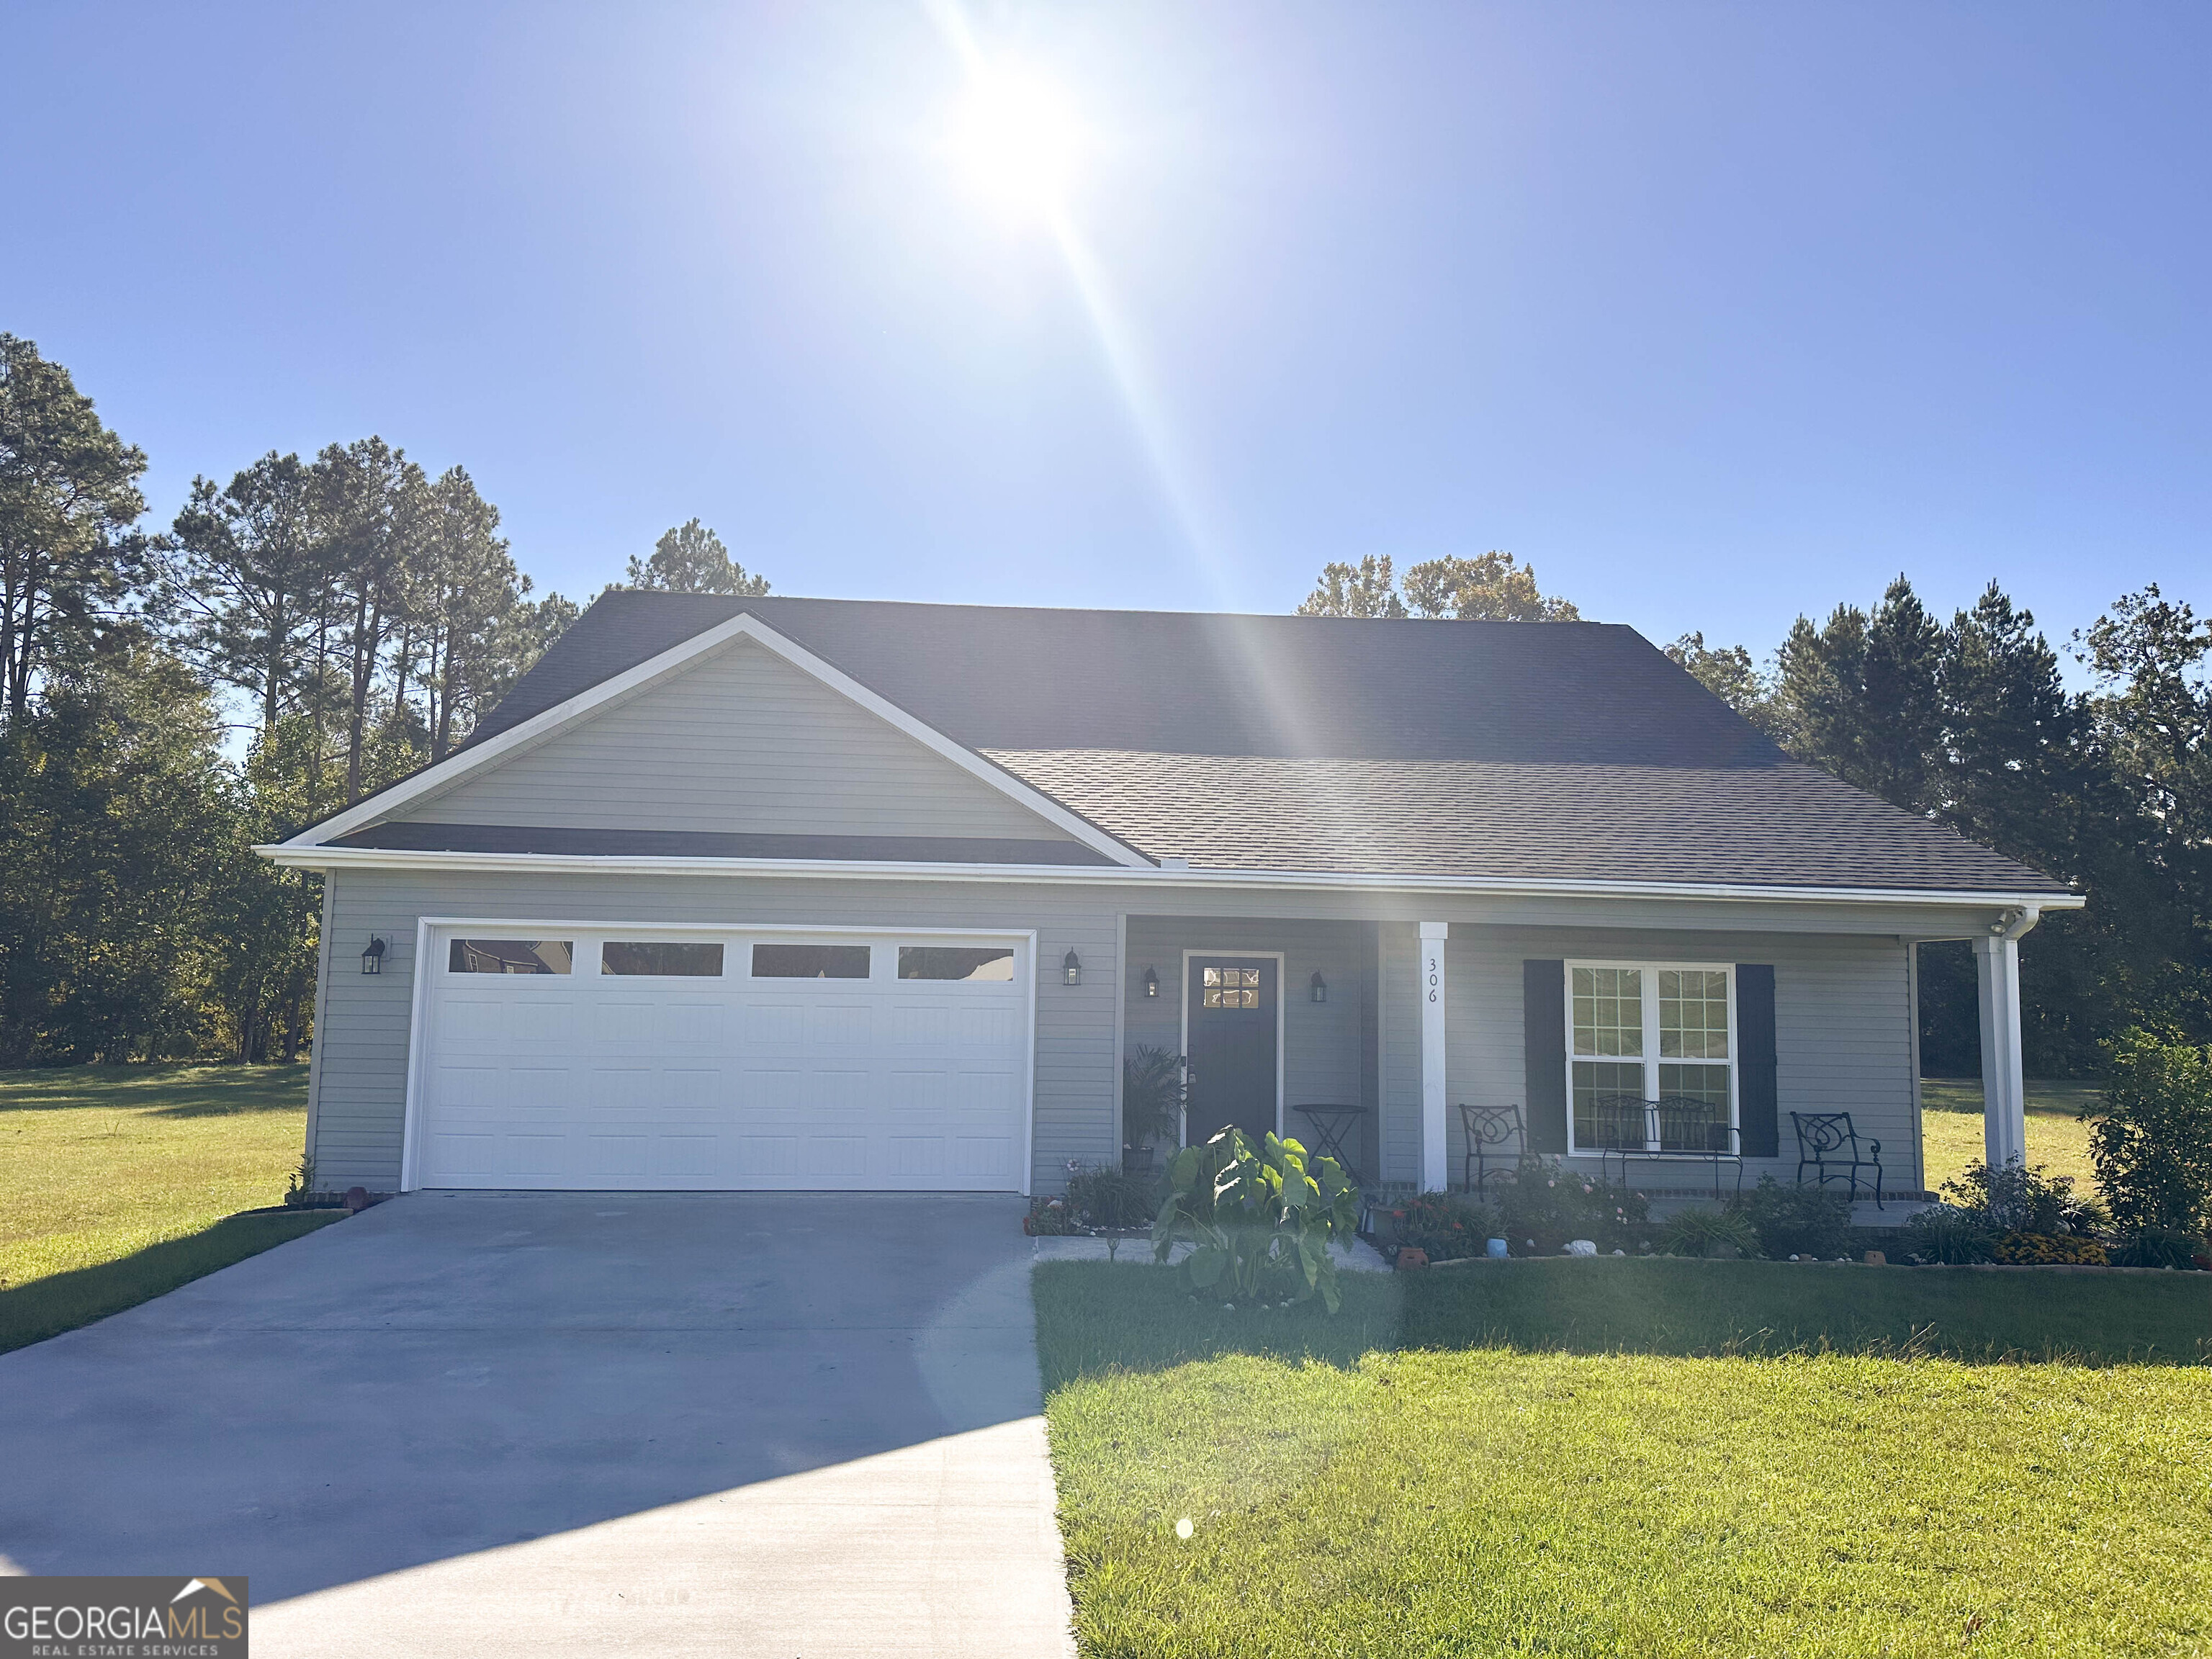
[1920,1076,2098,1194]
[1038,1261,2212,1658]
[0,1064,338,1352]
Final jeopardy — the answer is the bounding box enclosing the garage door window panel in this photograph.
[752,943,871,979]
[601,941,725,977]
[449,939,574,975]
[898,945,1015,981]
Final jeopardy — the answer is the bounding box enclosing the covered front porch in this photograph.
[1115,911,2039,1208]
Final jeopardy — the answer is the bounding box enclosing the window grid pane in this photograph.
[1201,966,1261,1008]
[1571,966,1644,1057]
[1658,969,1730,1059]
[1659,1063,1732,1108]
[1572,1061,1645,1148]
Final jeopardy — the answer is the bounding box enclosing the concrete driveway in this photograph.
[0,1192,1074,1658]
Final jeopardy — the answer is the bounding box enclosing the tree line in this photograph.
[1671,580,2212,1076]
[1300,548,2212,1078]
[0,334,766,1066]
[6,321,2203,1080]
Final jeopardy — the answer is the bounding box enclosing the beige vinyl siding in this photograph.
[396,637,1074,842]
[311,870,1936,1195]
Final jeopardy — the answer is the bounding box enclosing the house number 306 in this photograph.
[1426,956,1440,1003]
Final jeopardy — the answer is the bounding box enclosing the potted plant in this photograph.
[1120,1045,1185,1174]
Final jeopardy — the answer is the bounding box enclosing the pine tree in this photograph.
[0,335,149,724]
[1298,555,1406,619]
[624,519,768,595]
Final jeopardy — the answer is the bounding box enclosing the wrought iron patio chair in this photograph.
[1791,1111,1884,1209]
[1455,1103,1525,1197]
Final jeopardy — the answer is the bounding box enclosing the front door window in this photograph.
[1201,966,1262,1008]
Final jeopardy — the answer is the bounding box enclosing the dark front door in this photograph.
[1184,957,1278,1147]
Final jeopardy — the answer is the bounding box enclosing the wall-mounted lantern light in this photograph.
[1142,966,1159,998]
[361,936,387,975]
[1310,971,1328,1004]
[1063,949,1082,986]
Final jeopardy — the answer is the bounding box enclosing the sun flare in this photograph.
[949,66,1085,210]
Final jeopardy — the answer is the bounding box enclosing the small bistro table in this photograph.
[1292,1102,1370,1187]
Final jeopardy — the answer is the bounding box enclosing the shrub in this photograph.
[1573,1173,1651,1251]
[1120,1046,1186,1151]
[1393,1192,1502,1262]
[282,1151,317,1208]
[1066,1166,1161,1231]
[1657,1205,1760,1259]
[1491,1159,1650,1252]
[1900,1203,1997,1264]
[2091,1030,2212,1235]
[1941,1158,2105,1235]
[1992,1232,2109,1267]
[1151,1127,1359,1310]
[1025,1195,1074,1236]
[2109,1226,2208,1270]
[1731,1176,1851,1259]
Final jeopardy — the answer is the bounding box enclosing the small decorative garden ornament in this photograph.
[1486,1237,1509,1259]
[1395,1246,1429,1270]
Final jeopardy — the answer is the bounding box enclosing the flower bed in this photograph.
[1992,1231,2110,1266]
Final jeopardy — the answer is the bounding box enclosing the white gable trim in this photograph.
[280,610,1153,868]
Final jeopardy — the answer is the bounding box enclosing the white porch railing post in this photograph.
[1973,932,2028,1169]
[1420,922,1448,1192]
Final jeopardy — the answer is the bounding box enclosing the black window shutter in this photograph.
[1523,960,1568,1154]
[1737,964,1779,1159]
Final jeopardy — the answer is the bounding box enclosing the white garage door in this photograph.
[408,927,1033,1192]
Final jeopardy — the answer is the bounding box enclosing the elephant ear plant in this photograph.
[1150,1126,1360,1312]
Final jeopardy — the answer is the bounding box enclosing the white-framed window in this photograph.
[1565,961,1736,1154]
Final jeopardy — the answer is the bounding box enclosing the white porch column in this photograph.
[1974,931,2028,1169]
[1420,922,1448,1192]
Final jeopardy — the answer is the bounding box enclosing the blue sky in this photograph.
[6,1,2208,658]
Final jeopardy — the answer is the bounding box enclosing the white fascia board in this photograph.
[279,609,1152,869]
[256,842,2082,914]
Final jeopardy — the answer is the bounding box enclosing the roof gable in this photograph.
[285,611,1148,866]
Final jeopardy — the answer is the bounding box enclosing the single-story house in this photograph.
[264,593,2077,1200]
